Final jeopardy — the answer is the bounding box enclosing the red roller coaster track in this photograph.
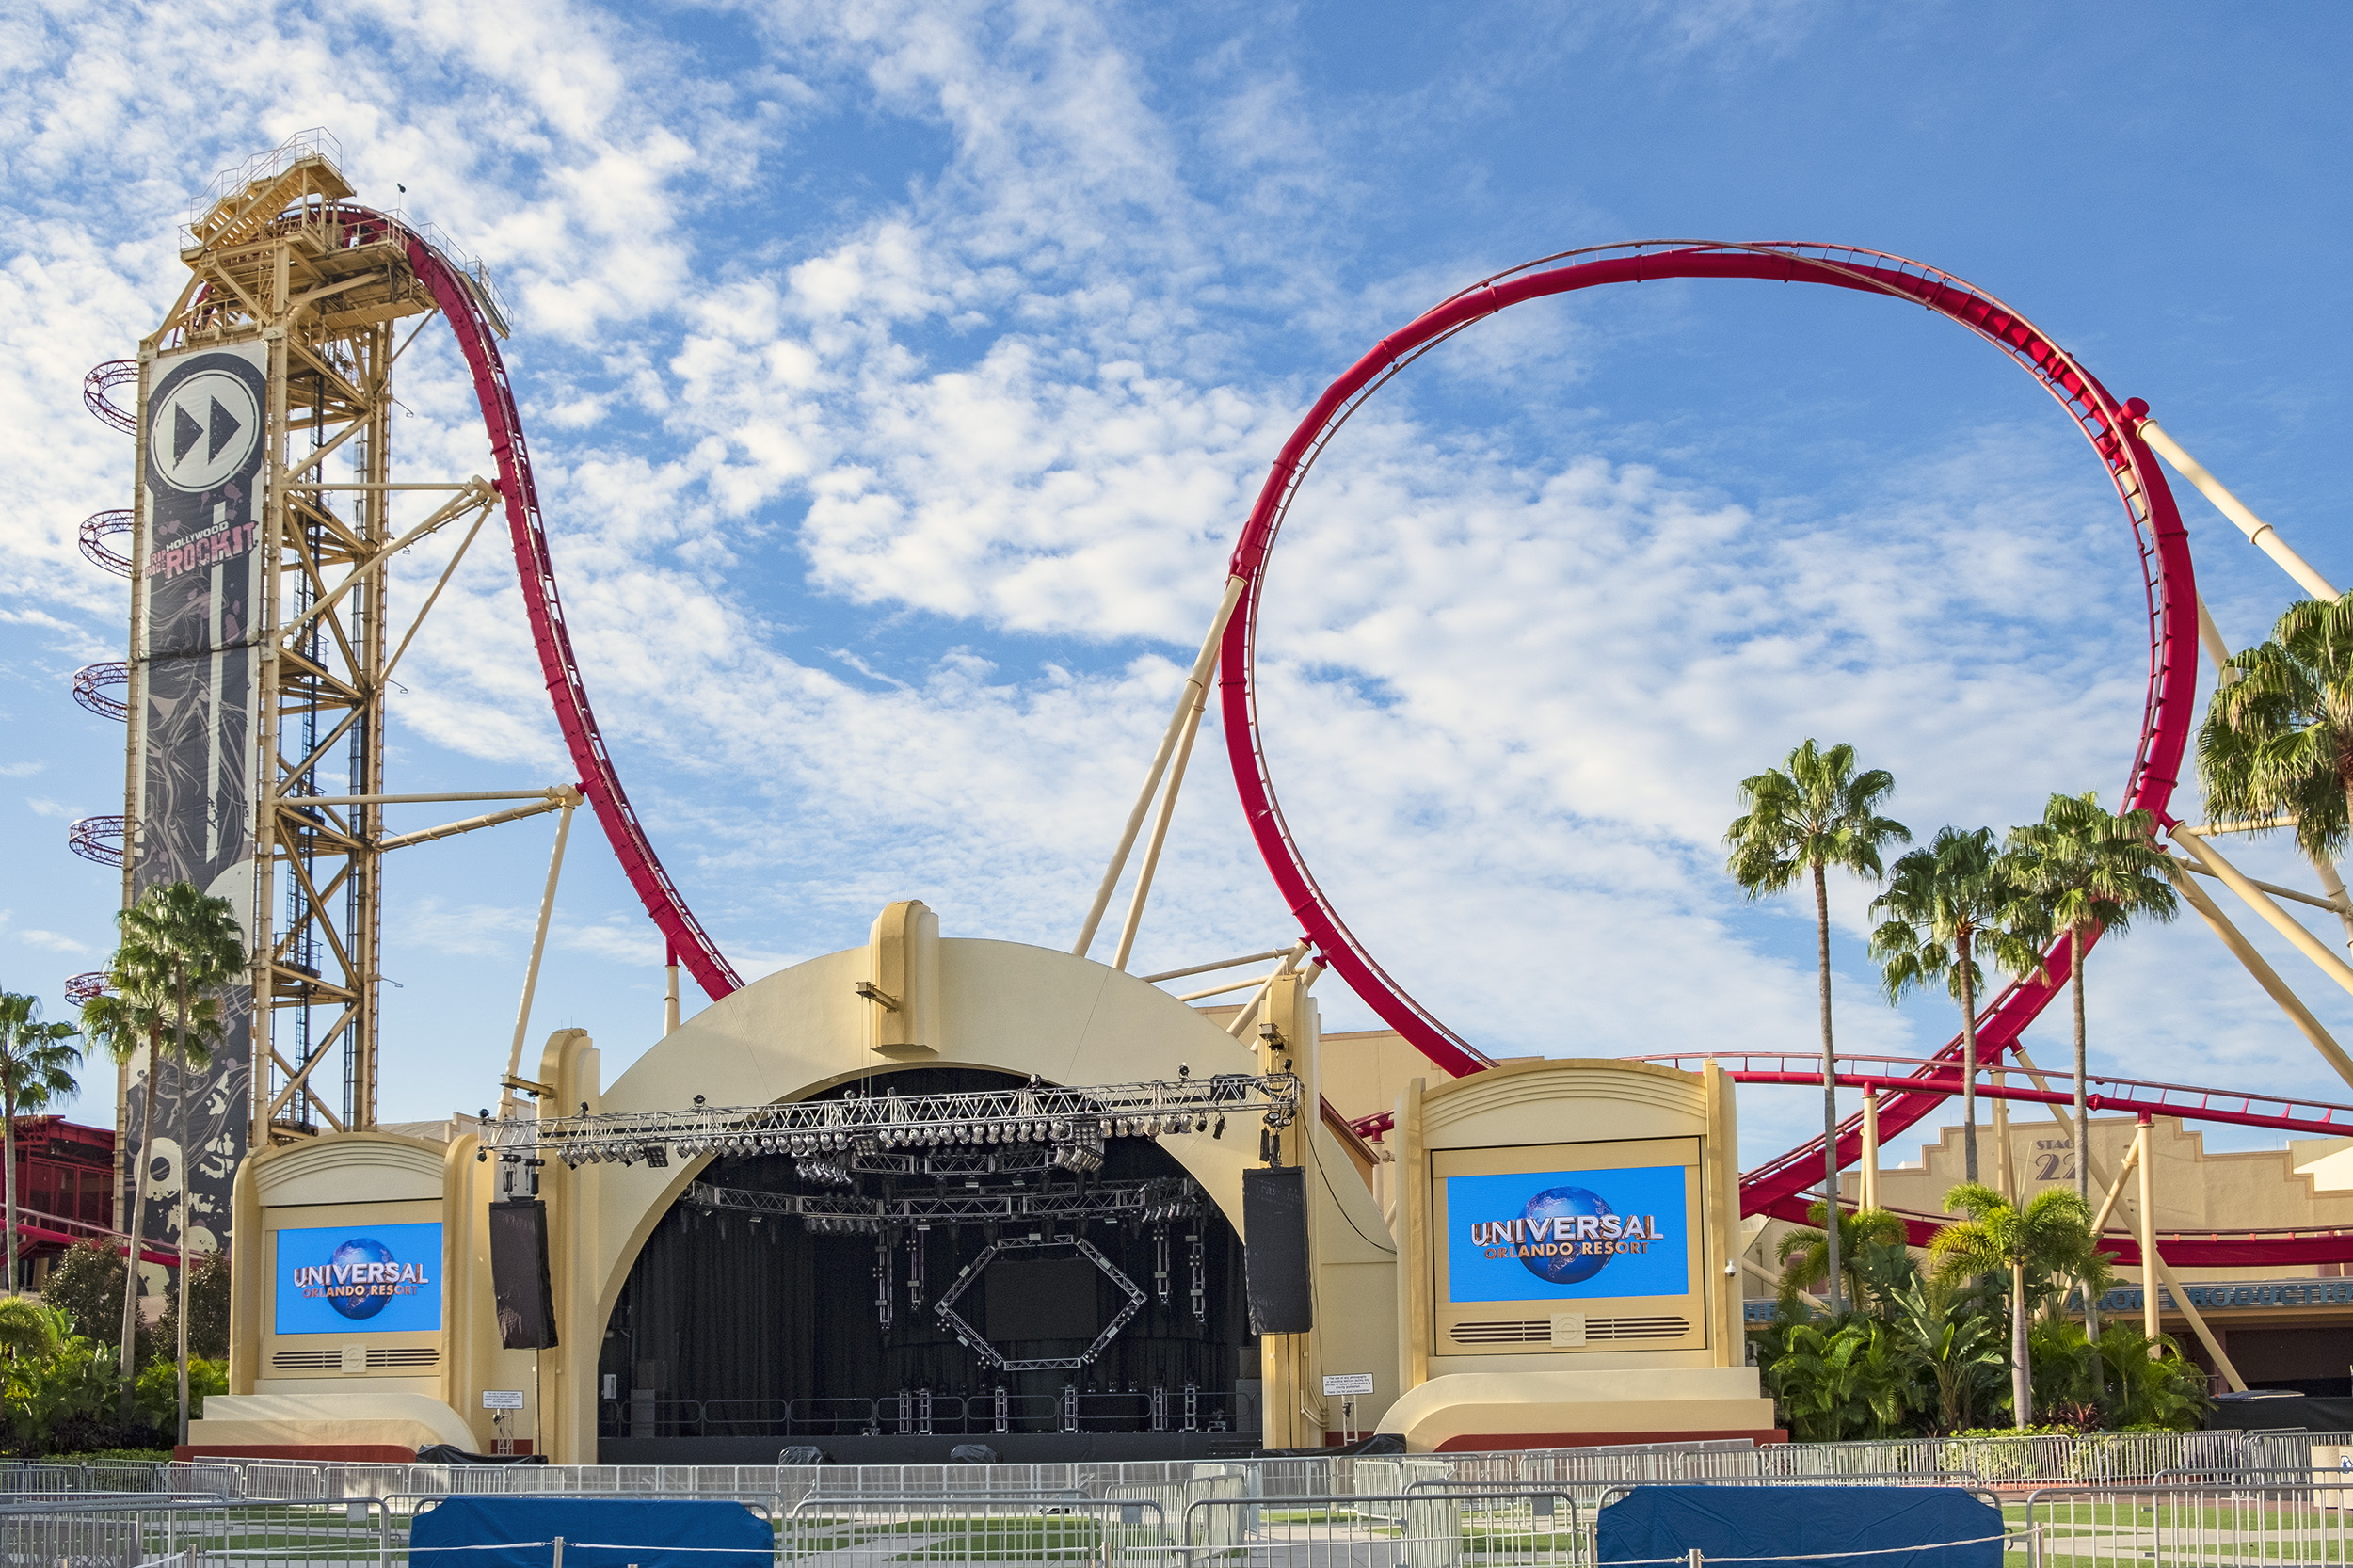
[1212,239,2222,1232]
[332,208,745,1001]
[124,215,2330,1268]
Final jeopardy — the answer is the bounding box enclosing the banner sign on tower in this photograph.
[126,341,269,1272]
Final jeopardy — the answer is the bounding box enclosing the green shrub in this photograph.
[134,1357,227,1432]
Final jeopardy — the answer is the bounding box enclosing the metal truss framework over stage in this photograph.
[476,1071,1302,1170]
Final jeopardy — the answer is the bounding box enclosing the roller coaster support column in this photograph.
[664,943,681,1037]
[2132,410,2342,601]
[2009,1048,2244,1388]
[2163,859,2353,1091]
[2173,826,2353,1005]
[2136,1118,2159,1350]
[1073,575,1246,963]
[1859,1090,1880,1212]
[503,789,581,1116]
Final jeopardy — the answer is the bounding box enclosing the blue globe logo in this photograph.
[1522,1187,1612,1286]
[329,1237,395,1320]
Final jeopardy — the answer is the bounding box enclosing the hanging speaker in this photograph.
[1241,1165,1312,1335]
[488,1199,558,1349]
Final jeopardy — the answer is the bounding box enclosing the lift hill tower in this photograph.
[102,134,525,1265]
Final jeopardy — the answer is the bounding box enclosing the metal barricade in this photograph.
[0,1495,393,1568]
[2023,1481,2353,1566]
[1185,1490,1585,1567]
[782,1492,1164,1565]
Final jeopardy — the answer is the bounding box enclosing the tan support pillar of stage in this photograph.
[2136,1116,2159,1352]
[1257,968,1322,1450]
[1860,1089,1881,1212]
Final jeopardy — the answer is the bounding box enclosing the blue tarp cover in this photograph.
[408,1497,769,1568]
[1596,1486,2001,1566]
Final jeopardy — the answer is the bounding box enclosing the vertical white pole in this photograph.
[664,942,680,1036]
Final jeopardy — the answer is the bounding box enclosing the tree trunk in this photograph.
[1959,930,1979,1182]
[2073,924,2100,1341]
[4,1087,17,1296]
[2012,1260,2032,1429]
[1815,859,1842,1317]
[119,1029,157,1423]
[175,978,191,1448]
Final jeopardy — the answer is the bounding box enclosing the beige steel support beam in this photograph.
[282,482,488,491]
[2009,1048,2247,1390]
[2088,1135,2140,1239]
[260,1003,360,1127]
[379,502,492,692]
[2136,1121,2159,1347]
[664,960,680,1037]
[2173,855,2350,914]
[501,792,580,1116]
[1072,575,1247,959]
[2172,825,2353,1004]
[2189,817,2299,836]
[1112,680,1207,971]
[1860,1090,1880,1212]
[2163,861,2353,1090]
[1139,948,1291,985]
[376,794,569,852]
[2196,597,2233,679]
[1740,1254,1829,1315]
[1992,1068,2016,1201]
[1226,941,1309,1039]
[285,789,570,807]
[2312,856,2353,952]
[1176,971,1278,1003]
[2138,416,2343,600]
[275,487,493,645]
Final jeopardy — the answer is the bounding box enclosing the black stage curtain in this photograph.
[601,1068,1256,1427]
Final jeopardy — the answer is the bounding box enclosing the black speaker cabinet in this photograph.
[1242,1165,1313,1335]
[488,1198,558,1349]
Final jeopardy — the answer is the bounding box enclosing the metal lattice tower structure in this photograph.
[120,134,504,1147]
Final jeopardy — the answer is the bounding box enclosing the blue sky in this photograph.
[5,0,2352,1169]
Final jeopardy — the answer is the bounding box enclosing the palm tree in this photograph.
[79,957,219,1423]
[1870,827,2044,1182]
[1726,740,1910,1314]
[0,1294,62,1362]
[1930,1182,2109,1430]
[1773,1200,1911,1316]
[116,882,245,1447]
[0,992,82,1295]
[2007,793,2179,1214]
[2201,595,2353,866]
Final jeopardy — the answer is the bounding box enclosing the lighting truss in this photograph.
[932,1234,1148,1373]
[682,1175,1205,1232]
[481,1070,1296,1166]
